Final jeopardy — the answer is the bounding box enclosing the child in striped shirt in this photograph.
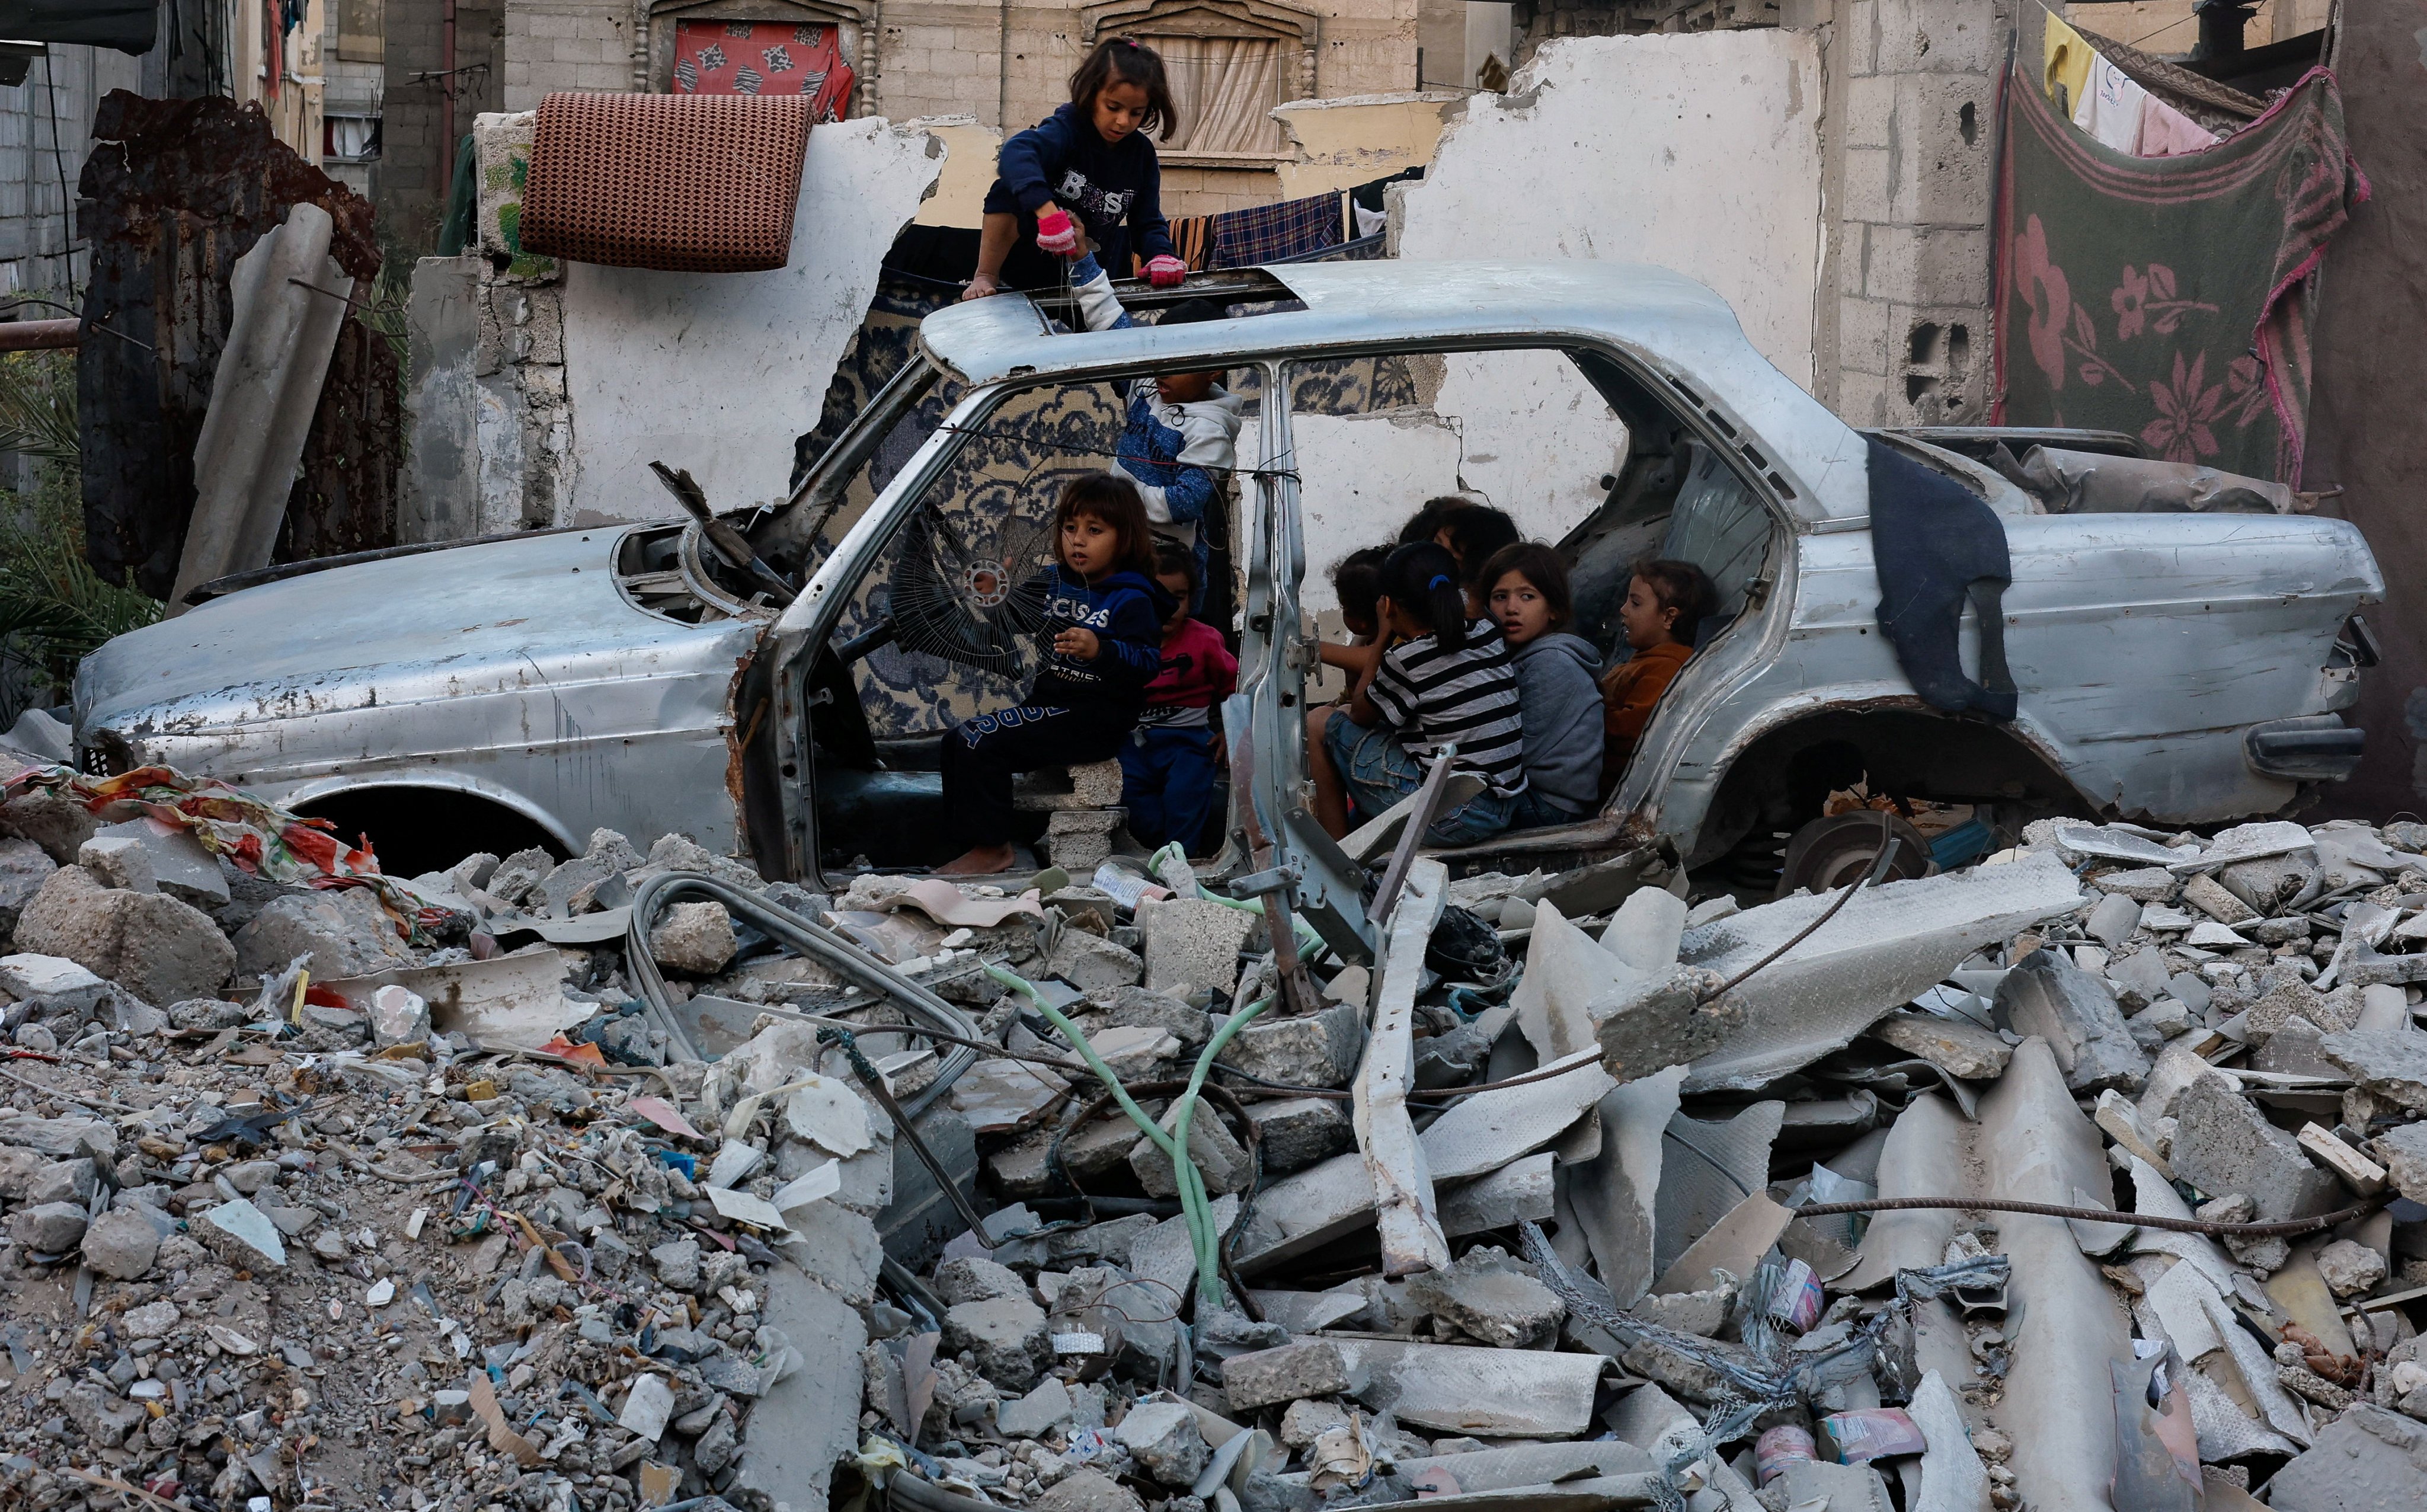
[1304,541,1526,846]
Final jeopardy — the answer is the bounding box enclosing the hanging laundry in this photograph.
[2071,55,2146,152]
[2042,10,2095,118]
[1210,191,1344,267]
[1993,60,2367,484]
[2134,92,2221,157]
[1165,215,1215,272]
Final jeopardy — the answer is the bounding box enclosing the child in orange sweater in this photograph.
[1600,558,1717,797]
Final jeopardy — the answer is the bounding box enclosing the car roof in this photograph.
[915,260,1867,525]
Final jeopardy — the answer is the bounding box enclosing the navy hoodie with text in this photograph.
[985,104,1178,277]
[1028,564,1174,717]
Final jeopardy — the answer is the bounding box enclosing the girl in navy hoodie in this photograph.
[934,474,1174,875]
[965,38,1187,300]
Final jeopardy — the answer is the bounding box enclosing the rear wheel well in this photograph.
[1688,707,2095,886]
[292,788,567,879]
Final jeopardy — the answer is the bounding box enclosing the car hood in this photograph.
[76,526,743,739]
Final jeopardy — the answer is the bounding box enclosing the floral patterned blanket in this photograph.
[1994,63,2368,483]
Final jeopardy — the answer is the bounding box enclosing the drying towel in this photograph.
[1994,62,2369,483]
[1866,437,2016,723]
[1211,192,1342,267]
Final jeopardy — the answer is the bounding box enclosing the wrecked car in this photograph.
[72,260,2382,903]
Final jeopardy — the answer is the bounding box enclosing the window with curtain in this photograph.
[1146,34,1286,156]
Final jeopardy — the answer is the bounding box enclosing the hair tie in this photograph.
[1427,574,1452,592]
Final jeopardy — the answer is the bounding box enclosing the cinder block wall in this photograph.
[1812,0,2006,426]
[503,0,639,107]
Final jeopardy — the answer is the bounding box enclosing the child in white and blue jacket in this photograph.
[1066,251,1245,608]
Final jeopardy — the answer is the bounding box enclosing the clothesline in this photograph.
[2038,1,2224,159]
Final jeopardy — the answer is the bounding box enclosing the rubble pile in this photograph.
[8,752,2427,1512]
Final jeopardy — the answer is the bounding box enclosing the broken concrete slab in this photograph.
[91,817,228,906]
[2086,893,2143,949]
[2265,1403,2427,1512]
[1513,899,1641,1062]
[1404,1245,1565,1348]
[1438,1151,1558,1237]
[13,865,235,1005]
[1357,858,1450,1278]
[1678,852,2081,1092]
[1222,1341,1366,1410]
[1561,1065,1682,1308]
[1646,1191,1793,1298]
[1246,1097,1353,1174]
[1217,1003,1364,1089]
[1993,947,2150,1093]
[2169,1071,2342,1222]
[2319,1029,2427,1114]
[941,1294,1052,1392]
[1974,1040,2134,1512]
[1128,1099,1251,1198]
[1312,1336,1604,1437]
[2374,1121,2427,1203]
[1868,1011,2012,1081]
[1118,1399,1209,1486]
[1592,966,1740,1085]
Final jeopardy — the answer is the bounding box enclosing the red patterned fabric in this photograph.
[673,19,854,122]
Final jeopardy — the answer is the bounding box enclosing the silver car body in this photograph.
[76,260,2383,896]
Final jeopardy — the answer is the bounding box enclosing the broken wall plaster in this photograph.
[561,117,946,525]
[1398,31,1825,386]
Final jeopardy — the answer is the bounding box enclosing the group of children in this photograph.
[928,34,1719,872]
[1307,500,1717,849]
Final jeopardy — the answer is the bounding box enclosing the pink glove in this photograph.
[1034,209,1079,257]
[1145,255,1187,288]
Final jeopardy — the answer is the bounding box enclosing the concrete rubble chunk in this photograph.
[1593,966,1740,1083]
[2319,1030,2427,1114]
[1140,897,1255,995]
[1082,984,1212,1050]
[2182,872,2257,925]
[1046,929,1146,992]
[1217,1003,1364,1088]
[92,817,229,905]
[1869,1010,2012,1080]
[14,864,235,1004]
[942,1293,1053,1392]
[0,952,110,1016]
[1221,1341,1365,1410]
[1034,1469,1146,1512]
[648,900,738,974]
[8,1199,88,1252]
[2374,1122,2427,1203]
[933,1255,1027,1306]
[2313,1239,2386,1299]
[1130,1101,1251,1197]
[1246,1095,1354,1174]
[2265,1404,2427,1512]
[2085,892,2143,948]
[1316,1337,1604,1437]
[79,1205,162,1279]
[235,886,417,979]
[2169,1072,2341,1223]
[76,835,156,893]
[1403,1245,1565,1348]
[1993,945,2150,1092]
[1117,1399,1210,1485]
[0,835,58,938]
[997,1377,1074,1438]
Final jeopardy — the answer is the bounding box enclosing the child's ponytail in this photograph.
[1381,542,1471,651]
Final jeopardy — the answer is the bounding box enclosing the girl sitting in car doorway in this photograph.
[1600,557,1718,799]
[933,475,1172,875]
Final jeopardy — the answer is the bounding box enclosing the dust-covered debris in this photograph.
[12,755,2427,1512]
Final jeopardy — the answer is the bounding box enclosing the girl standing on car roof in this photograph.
[964,38,1188,301]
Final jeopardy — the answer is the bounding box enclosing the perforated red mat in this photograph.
[522,91,811,273]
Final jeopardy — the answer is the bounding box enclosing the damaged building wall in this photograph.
[402,113,944,537]
[0,46,143,297]
[1809,0,2003,427]
[379,0,507,252]
[1396,31,1824,385]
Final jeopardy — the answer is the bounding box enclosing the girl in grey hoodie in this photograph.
[1482,543,1605,827]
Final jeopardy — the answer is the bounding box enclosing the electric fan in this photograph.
[882,504,1059,677]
